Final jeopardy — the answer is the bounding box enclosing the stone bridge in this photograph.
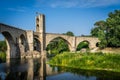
[0,23,38,58]
[0,14,100,58]
[45,33,99,52]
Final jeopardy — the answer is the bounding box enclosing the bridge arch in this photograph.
[19,34,28,53]
[76,37,100,50]
[76,39,94,49]
[1,31,17,58]
[76,40,89,51]
[46,36,72,52]
[33,37,41,52]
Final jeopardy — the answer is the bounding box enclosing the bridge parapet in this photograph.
[0,23,26,41]
[0,23,25,32]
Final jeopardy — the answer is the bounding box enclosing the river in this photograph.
[0,58,120,80]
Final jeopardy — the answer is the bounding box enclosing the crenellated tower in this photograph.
[36,14,45,33]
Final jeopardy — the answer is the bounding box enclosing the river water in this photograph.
[0,58,120,80]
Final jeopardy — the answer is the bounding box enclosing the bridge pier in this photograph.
[72,37,76,52]
[36,14,46,54]
[89,42,98,50]
[70,46,76,52]
[6,39,20,58]
[26,31,34,51]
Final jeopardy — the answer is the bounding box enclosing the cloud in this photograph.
[7,7,27,12]
[37,0,120,8]
[50,0,79,8]
[81,0,120,8]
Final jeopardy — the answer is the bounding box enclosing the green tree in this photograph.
[58,39,69,53]
[91,20,107,48]
[106,10,120,47]
[91,10,120,48]
[91,20,107,37]
[98,30,107,48]
[91,27,100,37]
[64,31,74,36]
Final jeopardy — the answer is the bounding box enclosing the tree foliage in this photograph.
[0,41,7,52]
[76,41,89,51]
[0,40,7,62]
[91,10,120,48]
[63,31,74,36]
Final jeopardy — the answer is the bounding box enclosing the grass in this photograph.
[48,52,120,72]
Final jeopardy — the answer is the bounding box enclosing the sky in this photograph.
[0,0,120,37]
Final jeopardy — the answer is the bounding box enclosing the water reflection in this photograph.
[39,56,46,80]
[27,59,33,80]
[0,56,120,80]
[0,56,46,80]
[47,65,120,80]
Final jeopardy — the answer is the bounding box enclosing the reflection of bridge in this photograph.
[0,14,99,58]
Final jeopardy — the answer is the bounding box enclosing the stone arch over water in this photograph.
[19,34,28,53]
[1,31,17,58]
[34,38,41,52]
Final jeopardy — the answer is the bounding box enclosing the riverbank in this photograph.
[48,52,120,72]
[99,48,120,53]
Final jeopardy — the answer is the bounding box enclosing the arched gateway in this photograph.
[0,14,99,58]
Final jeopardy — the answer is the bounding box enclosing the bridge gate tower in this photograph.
[36,14,46,55]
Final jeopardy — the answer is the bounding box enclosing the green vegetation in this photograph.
[63,31,74,36]
[0,52,6,62]
[76,41,89,51]
[0,40,7,62]
[91,10,120,48]
[0,40,7,52]
[46,38,69,56]
[48,52,120,72]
